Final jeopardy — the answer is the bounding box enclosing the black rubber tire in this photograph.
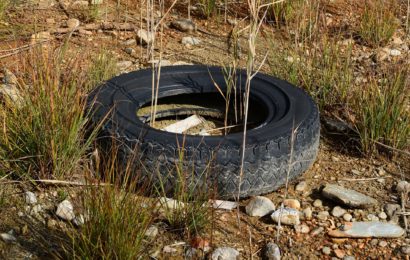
[88,65,320,198]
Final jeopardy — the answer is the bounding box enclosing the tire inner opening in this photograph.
[137,92,268,136]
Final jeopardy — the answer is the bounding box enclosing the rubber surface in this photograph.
[88,65,320,198]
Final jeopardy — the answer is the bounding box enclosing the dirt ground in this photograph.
[0,0,409,259]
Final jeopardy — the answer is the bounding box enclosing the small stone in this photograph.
[147,59,172,67]
[392,37,403,45]
[389,49,401,56]
[317,211,329,221]
[2,68,18,85]
[73,214,85,226]
[116,61,133,71]
[227,18,238,25]
[401,246,410,255]
[211,200,238,210]
[31,204,42,215]
[322,246,331,255]
[163,245,178,254]
[351,169,361,175]
[71,0,89,8]
[124,48,135,55]
[295,224,310,234]
[181,36,201,45]
[343,213,353,222]
[56,200,75,221]
[295,181,307,192]
[283,199,300,210]
[384,204,401,219]
[121,38,136,46]
[271,207,300,226]
[136,29,154,45]
[46,18,55,24]
[245,196,275,217]
[313,199,323,208]
[171,19,196,32]
[265,242,280,260]
[47,219,57,228]
[396,181,410,194]
[370,238,378,246]
[66,18,80,29]
[311,227,324,236]
[157,197,185,210]
[334,249,345,259]
[17,211,24,217]
[367,214,379,221]
[331,156,340,162]
[145,225,159,238]
[0,233,17,243]
[343,256,355,260]
[332,206,347,217]
[25,191,37,204]
[211,247,239,260]
[328,222,405,238]
[303,207,313,220]
[378,240,388,247]
[322,184,378,208]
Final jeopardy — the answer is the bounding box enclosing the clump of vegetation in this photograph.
[0,0,9,21]
[86,51,118,90]
[195,0,217,18]
[354,68,409,155]
[358,0,398,46]
[269,37,354,110]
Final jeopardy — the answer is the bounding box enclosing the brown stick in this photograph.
[0,179,111,186]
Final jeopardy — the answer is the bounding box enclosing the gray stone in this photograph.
[124,48,135,55]
[181,36,201,45]
[303,207,313,220]
[322,246,331,255]
[2,68,18,85]
[66,18,80,29]
[323,117,351,133]
[328,222,405,238]
[56,200,75,221]
[271,207,300,225]
[401,246,410,255]
[311,227,324,236]
[383,204,401,219]
[25,191,37,204]
[136,29,154,45]
[121,38,136,46]
[396,180,410,194]
[378,240,387,247]
[0,232,16,243]
[378,212,387,220]
[295,181,307,192]
[211,247,239,260]
[265,242,280,260]
[322,184,377,208]
[343,213,352,222]
[0,84,22,104]
[145,225,159,238]
[332,206,346,217]
[295,224,310,234]
[171,19,196,32]
[317,211,329,221]
[246,196,275,217]
[343,256,355,260]
[313,199,323,207]
[212,200,238,210]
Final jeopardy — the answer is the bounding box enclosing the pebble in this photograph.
[334,249,345,258]
[171,19,196,32]
[370,238,378,246]
[212,200,238,210]
[378,240,388,247]
[389,49,401,56]
[377,212,387,220]
[181,36,201,45]
[3,68,18,85]
[31,204,42,215]
[245,196,275,217]
[271,207,300,226]
[66,18,80,29]
[56,200,75,221]
[0,232,17,243]
[136,29,154,45]
[295,224,310,234]
[116,61,133,71]
[0,84,22,104]
[25,191,37,204]
[328,221,405,238]
[332,206,347,217]
[47,219,57,228]
[163,245,178,254]
[313,199,323,207]
[397,180,410,194]
[211,247,239,260]
[343,256,355,260]
[343,213,353,222]
[367,214,379,221]
[264,242,281,260]
[311,227,324,236]
[384,203,401,219]
[322,246,331,255]
[124,48,135,55]
[322,184,378,208]
[303,207,313,220]
[401,246,410,255]
[283,199,301,210]
[295,181,307,192]
[121,38,136,46]
[157,197,185,210]
[145,225,159,238]
[317,211,330,221]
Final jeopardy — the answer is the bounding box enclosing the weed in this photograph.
[358,0,398,46]
[86,51,118,90]
[0,0,9,21]
[195,0,217,18]
[57,189,69,201]
[354,68,409,154]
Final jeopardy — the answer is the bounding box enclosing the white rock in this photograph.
[317,211,329,221]
[25,191,37,204]
[271,207,300,226]
[31,204,42,215]
[157,197,185,210]
[145,225,159,238]
[295,224,310,234]
[245,196,275,217]
[265,242,280,260]
[283,199,300,210]
[343,213,353,222]
[331,206,347,217]
[303,207,313,220]
[313,199,323,207]
[181,36,201,45]
[66,18,80,29]
[378,212,387,220]
[211,247,239,260]
[0,233,16,243]
[295,181,307,192]
[56,200,75,221]
[389,49,401,56]
[397,181,410,194]
[211,200,238,210]
[136,29,154,45]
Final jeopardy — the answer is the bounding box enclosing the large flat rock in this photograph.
[328,222,405,238]
[322,184,378,208]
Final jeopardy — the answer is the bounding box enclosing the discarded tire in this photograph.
[88,65,320,198]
